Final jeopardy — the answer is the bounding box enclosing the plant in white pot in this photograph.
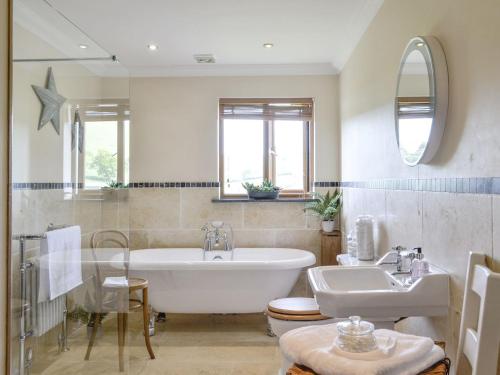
[304,190,342,232]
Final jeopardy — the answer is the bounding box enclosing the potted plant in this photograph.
[242,180,281,200]
[101,180,129,201]
[304,190,342,232]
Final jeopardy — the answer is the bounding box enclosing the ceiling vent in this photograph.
[194,54,216,63]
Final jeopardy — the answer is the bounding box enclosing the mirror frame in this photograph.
[395,36,448,166]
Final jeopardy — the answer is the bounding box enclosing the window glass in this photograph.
[274,120,304,190]
[84,121,118,188]
[223,119,264,195]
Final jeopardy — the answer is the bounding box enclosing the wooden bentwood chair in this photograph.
[84,230,155,372]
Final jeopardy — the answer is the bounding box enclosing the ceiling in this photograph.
[38,0,383,76]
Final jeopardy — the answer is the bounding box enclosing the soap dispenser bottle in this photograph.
[410,247,429,282]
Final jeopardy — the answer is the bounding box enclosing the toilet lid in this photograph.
[267,297,322,315]
[266,309,330,321]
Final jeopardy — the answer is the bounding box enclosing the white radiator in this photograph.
[30,261,65,336]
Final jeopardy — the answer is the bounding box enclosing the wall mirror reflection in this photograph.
[395,36,448,166]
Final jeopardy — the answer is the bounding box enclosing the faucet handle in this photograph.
[211,221,224,229]
[392,245,406,254]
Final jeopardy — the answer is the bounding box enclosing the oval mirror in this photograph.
[395,36,448,166]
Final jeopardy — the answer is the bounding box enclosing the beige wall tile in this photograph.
[305,213,322,230]
[232,230,276,248]
[274,229,320,254]
[422,192,493,311]
[128,189,180,230]
[129,230,149,250]
[100,201,118,230]
[74,199,102,235]
[243,202,306,229]
[180,189,243,229]
[35,190,75,233]
[147,229,205,248]
[385,190,423,250]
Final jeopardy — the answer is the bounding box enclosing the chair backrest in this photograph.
[90,230,130,280]
[89,230,130,309]
[457,252,500,374]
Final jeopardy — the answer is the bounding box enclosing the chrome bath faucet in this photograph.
[201,221,233,252]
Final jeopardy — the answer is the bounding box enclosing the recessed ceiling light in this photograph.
[79,44,88,49]
[416,42,424,47]
[148,44,159,51]
[263,43,274,49]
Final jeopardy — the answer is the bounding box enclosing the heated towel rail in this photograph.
[13,224,72,375]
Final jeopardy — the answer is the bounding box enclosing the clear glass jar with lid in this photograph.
[336,316,378,353]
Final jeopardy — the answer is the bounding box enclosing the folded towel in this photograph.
[103,276,129,288]
[39,226,83,301]
[280,324,445,375]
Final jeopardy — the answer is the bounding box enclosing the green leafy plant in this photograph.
[68,305,91,324]
[106,180,128,189]
[304,189,342,221]
[88,149,117,183]
[242,179,281,193]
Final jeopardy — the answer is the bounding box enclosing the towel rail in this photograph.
[13,223,72,375]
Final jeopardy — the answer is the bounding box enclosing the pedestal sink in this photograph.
[308,264,449,319]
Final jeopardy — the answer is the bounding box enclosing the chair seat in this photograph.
[102,277,148,291]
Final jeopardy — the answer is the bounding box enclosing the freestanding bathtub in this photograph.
[127,248,316,314]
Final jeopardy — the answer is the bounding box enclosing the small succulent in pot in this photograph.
[105,180,128,189]
[242,180,281,199]
[304,190,342,232]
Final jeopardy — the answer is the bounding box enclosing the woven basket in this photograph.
[286,342,450,375]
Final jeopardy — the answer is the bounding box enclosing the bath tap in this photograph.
[201,221,233,251]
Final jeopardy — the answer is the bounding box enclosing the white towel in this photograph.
[103,276,129,288]
[280,324,445,375]
[38,226,83,301]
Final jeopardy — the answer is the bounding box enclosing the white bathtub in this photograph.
[128,248,316,313]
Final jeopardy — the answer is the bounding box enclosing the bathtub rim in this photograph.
[125,247,316,271]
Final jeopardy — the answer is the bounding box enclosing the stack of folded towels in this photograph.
[280,323,445,375]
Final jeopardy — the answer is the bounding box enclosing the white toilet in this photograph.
[266,297,339,337]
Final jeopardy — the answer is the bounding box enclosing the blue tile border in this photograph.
[12,182,83,190]
[12,181,220,190]
[12,179,500,194]
[128,181,220,188]
[332,177,499,195]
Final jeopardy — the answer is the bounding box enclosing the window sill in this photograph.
[212,197,318,203]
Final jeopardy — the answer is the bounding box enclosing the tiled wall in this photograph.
[341,185,500,373]
[339,1,500,373]
[101,187,332,297]
[10,187,108,370]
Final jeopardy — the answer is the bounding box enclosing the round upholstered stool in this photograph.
[266,297,338,337]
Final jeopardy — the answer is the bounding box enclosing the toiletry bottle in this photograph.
[410,247,429,282]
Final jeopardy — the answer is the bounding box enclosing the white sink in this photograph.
[308,265,449,318]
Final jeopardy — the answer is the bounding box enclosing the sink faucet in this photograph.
[201,221,233,251]
[378,246,416,274]
[378,245,406,268]
[393,247,416,275]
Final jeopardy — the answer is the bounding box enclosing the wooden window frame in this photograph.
[219,98,314,198]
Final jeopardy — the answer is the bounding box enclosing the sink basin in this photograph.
[308,265,449,319]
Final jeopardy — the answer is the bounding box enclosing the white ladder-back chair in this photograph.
[456,252,500,374]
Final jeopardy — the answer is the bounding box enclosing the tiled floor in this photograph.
[32,312,282,375]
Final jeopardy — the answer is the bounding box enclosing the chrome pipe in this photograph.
[13,55,117,63]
